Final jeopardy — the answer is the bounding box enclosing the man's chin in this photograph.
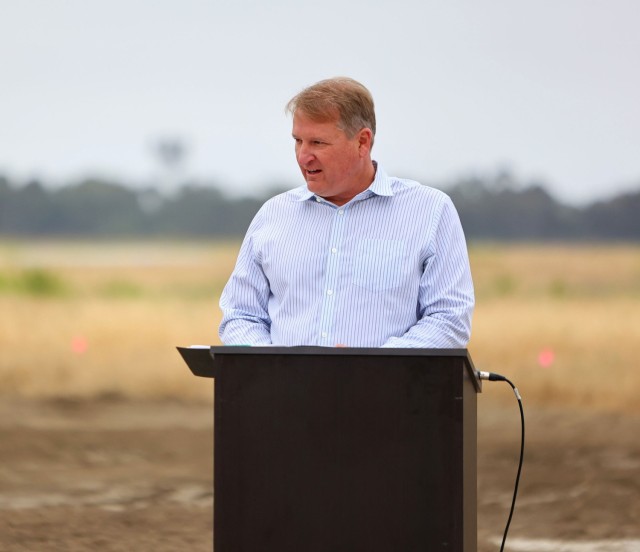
[305,181,326,195]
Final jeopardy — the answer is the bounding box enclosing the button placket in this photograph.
[317,206,347,344]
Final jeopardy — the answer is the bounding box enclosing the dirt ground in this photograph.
[0,396,638,552]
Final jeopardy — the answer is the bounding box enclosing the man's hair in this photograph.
[286,77,376,145]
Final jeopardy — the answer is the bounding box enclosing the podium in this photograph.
[178,346,481,552]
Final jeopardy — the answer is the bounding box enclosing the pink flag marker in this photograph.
[537,348,555,368]
[71,336,88,355]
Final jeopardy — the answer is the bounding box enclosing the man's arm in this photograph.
[382,196,474,348]
[219,220,273,345]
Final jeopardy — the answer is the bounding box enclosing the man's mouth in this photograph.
[306,169,321,175]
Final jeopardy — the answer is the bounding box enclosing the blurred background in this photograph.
[2,0,639,409]
[1,1,639,551]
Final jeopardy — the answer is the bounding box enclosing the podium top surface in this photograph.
[178,346,480,390]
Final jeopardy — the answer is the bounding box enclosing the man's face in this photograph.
[292,110,372,206]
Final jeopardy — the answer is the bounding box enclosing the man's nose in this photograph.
[297,144,314,165]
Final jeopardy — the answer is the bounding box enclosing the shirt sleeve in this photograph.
[381,195,474,348]
[218,212,273,345]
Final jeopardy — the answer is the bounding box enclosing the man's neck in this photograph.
[329,160,376,206]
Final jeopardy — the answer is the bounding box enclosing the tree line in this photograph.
[1,173,638,241]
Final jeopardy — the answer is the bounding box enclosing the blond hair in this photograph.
[286,77,376,145]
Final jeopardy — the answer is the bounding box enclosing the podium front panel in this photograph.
[211,348,477,552]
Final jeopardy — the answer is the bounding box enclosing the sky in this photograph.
[1,0,639,205]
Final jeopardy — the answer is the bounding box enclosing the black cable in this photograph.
[477,371,525,552]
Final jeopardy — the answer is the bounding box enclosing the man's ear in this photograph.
[357,128,373,156]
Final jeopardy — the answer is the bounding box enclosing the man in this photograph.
[219,77,474,348]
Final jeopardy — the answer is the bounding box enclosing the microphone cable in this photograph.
[477,371,525,552]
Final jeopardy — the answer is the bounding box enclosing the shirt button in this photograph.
[331,248,337,254]
[327,289,333,296]
[316,197,322,202]
[337,210,344,215]
[321,332,328,338]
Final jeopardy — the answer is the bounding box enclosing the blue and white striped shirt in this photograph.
[219,164,474,348]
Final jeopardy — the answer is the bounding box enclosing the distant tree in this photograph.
[50,179,145,236]
[447,177,582,240]
[0,179,56,235]
[155,184,262,236]
[1,171,639,240]
[582,189,640,240]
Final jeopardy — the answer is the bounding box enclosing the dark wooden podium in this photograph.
[178,346,481,552]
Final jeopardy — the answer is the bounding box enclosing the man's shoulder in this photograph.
[259,185,309,208]
[248,186,309,228]
[388,176,451,205]
[270,185,310,202]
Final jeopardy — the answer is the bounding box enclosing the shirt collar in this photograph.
[294,161,393,203]
[366,162,393,198]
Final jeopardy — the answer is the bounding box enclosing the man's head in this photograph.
[285,77,376,146]
[286,77,377,206]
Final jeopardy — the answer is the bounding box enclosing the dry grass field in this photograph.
[1,239,639,551]
[468,243,640,413]
[1,239,638,411]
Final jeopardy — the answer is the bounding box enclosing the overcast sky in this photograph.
[1,0,639,204]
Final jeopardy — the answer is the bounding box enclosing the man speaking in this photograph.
[219,77,474,348]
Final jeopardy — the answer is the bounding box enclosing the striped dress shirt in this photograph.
[219,164,474,348]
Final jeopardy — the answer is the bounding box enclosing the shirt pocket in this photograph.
[352,239,408,292]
